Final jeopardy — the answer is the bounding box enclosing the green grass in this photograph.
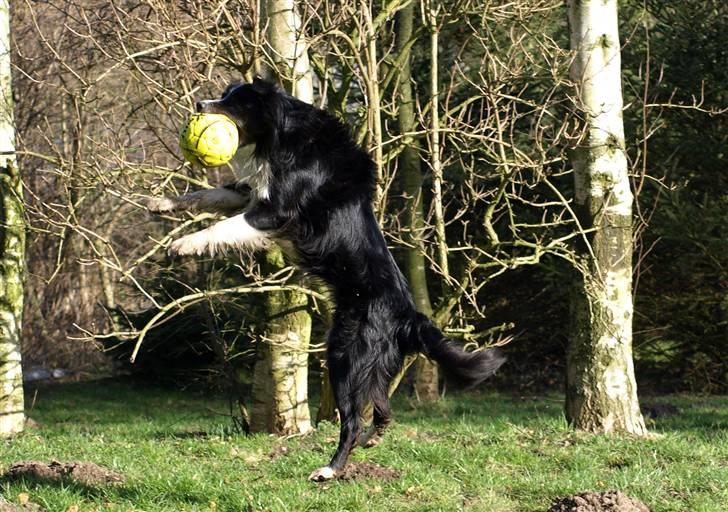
[2,380,727,511]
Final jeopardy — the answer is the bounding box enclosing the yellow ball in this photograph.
[179,113,239,167]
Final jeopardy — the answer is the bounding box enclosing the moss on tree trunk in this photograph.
[566,0,646,435]
[0,160,24,437]
[250,246,312,435]
[0,0,25,437]
[396,2,438,402]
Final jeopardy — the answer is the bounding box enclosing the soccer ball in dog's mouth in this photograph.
[179,113,239,167]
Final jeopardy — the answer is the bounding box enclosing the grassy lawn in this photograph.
[1,380,726,511]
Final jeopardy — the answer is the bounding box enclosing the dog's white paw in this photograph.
[308,466,336,482]
[168,233,209,256]
[146,197,179,213]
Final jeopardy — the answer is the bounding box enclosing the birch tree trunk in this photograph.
[0,0,25,437]
[566,0,646,435]
[262,0,313,103]
[251,249,312,435]
[250,0,313,435]
[395,3,438,402]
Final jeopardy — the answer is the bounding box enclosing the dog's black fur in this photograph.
[175,78,505,480]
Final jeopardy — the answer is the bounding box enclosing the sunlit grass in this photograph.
[1,380,726,511]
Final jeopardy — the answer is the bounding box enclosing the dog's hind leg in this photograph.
[359,399,392,448]
[309,334,367,482]
[359,339,400,448]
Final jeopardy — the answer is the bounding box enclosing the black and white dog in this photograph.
[148,78,505,481]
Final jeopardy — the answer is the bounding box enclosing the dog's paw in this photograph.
[308,466,336,482]
[146,197,179,213]
[168,233,209,256]
[358,427,382,448]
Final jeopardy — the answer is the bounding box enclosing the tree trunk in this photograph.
[565,0,646,435]
[314,289,337,424]
[395,3,438,402]
[262,0,313,103]
[250,247,312,434]
[315,365,338,425]
[0,0,25,437]
[249,0,313,435]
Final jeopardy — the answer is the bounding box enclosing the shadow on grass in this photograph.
[25,380,728,437]
[643,397,728,435]
[24,378,223,428]
[153,430,212,440]
[397,390,728,435]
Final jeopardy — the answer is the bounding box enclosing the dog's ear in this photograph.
[251,76,278,95]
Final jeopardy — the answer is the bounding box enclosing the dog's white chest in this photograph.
[231,145,271,200]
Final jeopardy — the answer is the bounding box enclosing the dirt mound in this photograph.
[0,503,43,512]
[337,462,400,481]
[0,494,44,512]
[267,443,290,459]
[548,491,649,512]
[3,461,123,486]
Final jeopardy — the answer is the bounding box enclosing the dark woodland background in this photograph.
[13,0,727,394]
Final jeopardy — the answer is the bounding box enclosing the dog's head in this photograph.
[196,77,281,147]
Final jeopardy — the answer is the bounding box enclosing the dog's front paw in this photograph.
[168,233,209,256]
[146,196,179,213]
[308,466,336,482]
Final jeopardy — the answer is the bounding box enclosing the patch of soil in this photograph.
[167,430,210,439]
[267,443,289,459]
[24,418,39,429]
[0,504,43,512]
[337,462,400,481]
[3,461,123,487]
[548,491,650,512]
[0,497,44,512]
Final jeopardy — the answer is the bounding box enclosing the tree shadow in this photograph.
[642,396,728,434]
[397,390,728,435]
[23,378,222,429]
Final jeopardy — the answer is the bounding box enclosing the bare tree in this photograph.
[566,0,647,435]
[13,0,653,435]
[0,0,24,437]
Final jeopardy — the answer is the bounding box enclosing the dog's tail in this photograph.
[410,313,506,387]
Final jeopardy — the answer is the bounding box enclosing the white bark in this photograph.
[250,0,313,435]
[263,0,313,103]
[250,257,312,435]
[566,0,646,435]
[0,0,25,437]
[569,0,631,217]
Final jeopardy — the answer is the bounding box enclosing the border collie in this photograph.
[148,78,505,481]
